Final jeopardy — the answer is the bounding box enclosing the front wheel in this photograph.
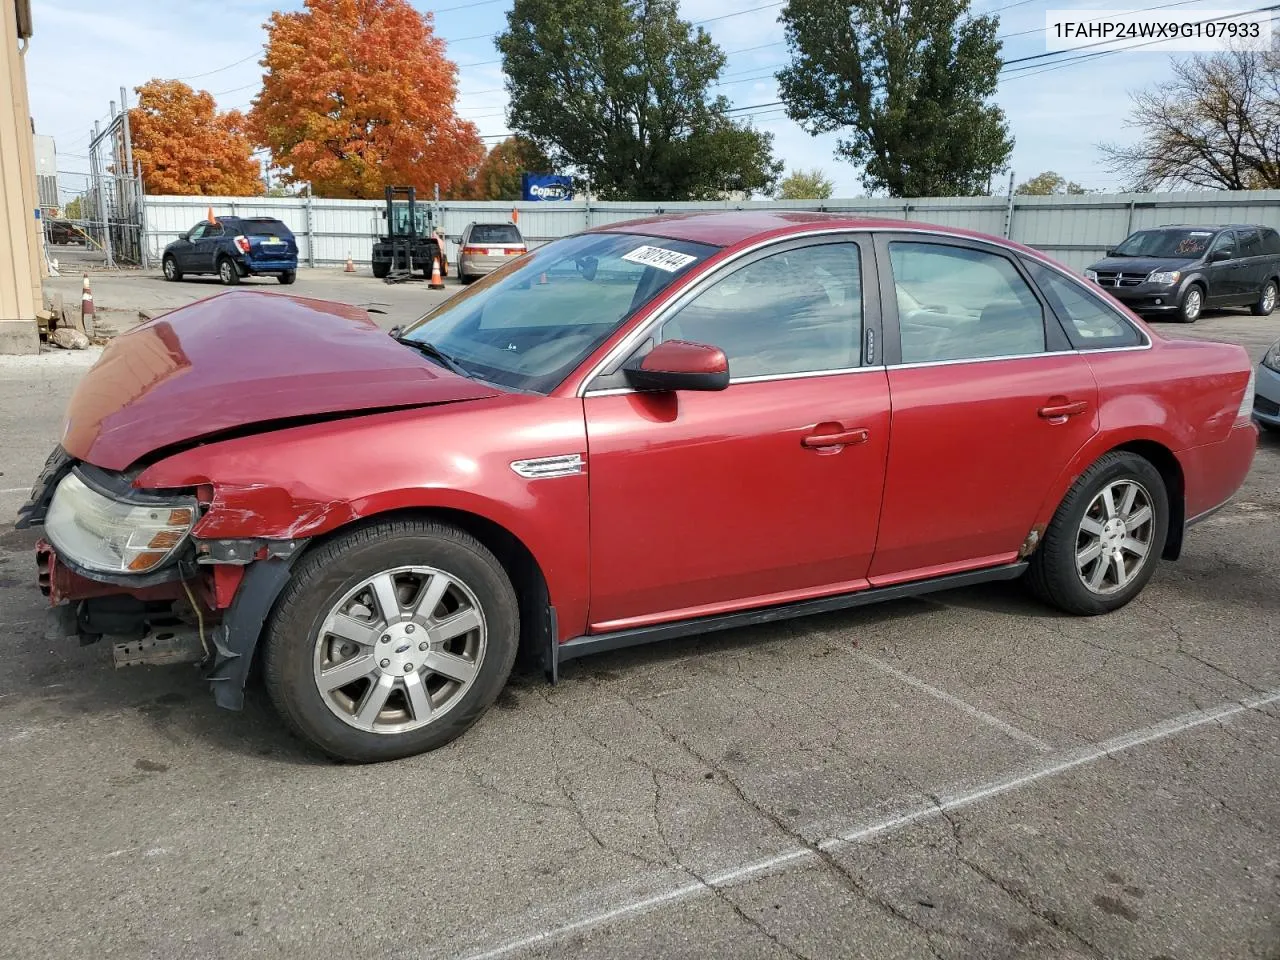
[278,269,297,285]
[1252,280,1277,316]
[263,519,519,762]
[372,261,390,279]
[162,255,182,282]
[1176,284,1203,323]
[217,257,241,286]
[1026,451,1169,615]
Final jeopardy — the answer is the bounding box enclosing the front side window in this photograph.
[890,242,1045,363]
[1209,230,1237,258]
[1113,229,1214,258]
[1025,261,1142,350]
[656,242,863,379]
[188,223,207,241]
[401,232,717,393]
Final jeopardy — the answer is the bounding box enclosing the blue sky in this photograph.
[28,0,1190,197]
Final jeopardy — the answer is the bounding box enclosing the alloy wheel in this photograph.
[1075,479,1155,595]
[312,566,487,734]
[1183,288,1202,321]
[163,258,175,279]
[1264,284,1277,314]
[220,261,234,284]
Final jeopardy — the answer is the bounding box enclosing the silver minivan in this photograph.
[457,221,527,284]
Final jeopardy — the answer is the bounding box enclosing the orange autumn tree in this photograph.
[456,136,552,200]
[250,0,483,199]
[129,80,263,196]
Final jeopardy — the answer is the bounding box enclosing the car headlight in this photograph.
[1084,269,1098,282]
[44,470,196,574]
[1147,270,1181,285]
[1263,340,1280,372]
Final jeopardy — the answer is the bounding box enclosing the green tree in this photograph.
[776,168,835,199]
[497,0,781,200]
[1015,171,1088,195]
[64,196,83,220]
[777,0,1012,197]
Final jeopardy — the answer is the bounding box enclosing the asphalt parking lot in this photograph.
[0,298,1277,960]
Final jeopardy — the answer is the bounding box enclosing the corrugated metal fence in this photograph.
[143,190,1280,272]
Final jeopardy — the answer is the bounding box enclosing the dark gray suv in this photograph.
[1085,224,1280,323]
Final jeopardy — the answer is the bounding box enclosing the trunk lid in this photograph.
[62,290,498,471]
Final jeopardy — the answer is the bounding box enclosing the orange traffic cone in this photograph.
[429,256,445,290]
[344,252,355,273]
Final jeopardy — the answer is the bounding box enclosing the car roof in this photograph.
[593,210,1047,257]
[1146,224,1266,231]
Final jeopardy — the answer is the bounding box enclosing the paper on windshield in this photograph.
[622,245,698,272]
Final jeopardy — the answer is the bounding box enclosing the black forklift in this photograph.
[371,186,448,282]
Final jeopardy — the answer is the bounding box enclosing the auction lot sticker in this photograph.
[622,245,699,272]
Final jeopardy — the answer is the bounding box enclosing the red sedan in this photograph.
[17,212,1258,762]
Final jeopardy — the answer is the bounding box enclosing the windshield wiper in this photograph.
[395,337,471,377]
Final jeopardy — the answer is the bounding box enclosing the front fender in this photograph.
[136,394,591,639]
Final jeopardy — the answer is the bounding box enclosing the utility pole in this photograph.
[1003,170,1016,239]
[91,120,114,267]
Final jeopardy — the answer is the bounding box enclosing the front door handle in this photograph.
[802,427,870,448]
[1038,400,1088,420]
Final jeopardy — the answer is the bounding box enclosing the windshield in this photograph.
[389,202,431,236]
[1112,228,1216,258]
[400,232,718,393]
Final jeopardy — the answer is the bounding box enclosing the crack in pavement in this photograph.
[932,797,1105,958]
[1135,596,1271,696]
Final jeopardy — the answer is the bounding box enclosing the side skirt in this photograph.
[552,561,1029,675]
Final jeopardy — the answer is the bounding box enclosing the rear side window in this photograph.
[1025,261,1143,350]
[241,219,293,237]
[470,224,522,244]
[888,242,1045,363]
[1239,228,1263,257]
[1263,229,1280,255]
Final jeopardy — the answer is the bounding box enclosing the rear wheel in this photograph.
[1176,284,1203,323]
[162,255,182,282]
[1026,451,1169,615]
[1252,280,1277,316]
[263,519,519,762]
[372,260,390,279]
[217,257,240,286]
[278,269,296,285]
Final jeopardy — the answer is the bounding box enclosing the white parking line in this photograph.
[0,486,31,495]
[457,688,1280,960]
[850,649,1052,752]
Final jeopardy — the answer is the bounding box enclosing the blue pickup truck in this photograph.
[162,216,299,285]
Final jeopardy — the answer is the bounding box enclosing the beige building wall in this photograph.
[1,0,41,354]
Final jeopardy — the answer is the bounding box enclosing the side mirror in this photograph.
[1209,249,1231,263]
[1104,247,1115,257]
[624,340,729,392]
[178,231,189,241]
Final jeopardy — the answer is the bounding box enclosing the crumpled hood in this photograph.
[61,290,497,471]
[1088,256,1199,275]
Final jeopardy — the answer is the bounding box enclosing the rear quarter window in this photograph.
[1024,259,1144,350]
[1262,229,1280,256]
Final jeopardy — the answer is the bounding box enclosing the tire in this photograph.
[372,261,390,279]
[1026,451,1170,616]
[217,257,241,286]
[278,269,297,285]
[1176,284,1203,323]
[459,272,473,286]
[1252,280,1277,316]
[162,255,182,282]
[263,519,519,763]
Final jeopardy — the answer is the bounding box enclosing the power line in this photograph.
[175,49,263,80]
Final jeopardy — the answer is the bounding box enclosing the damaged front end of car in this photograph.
[18,446,305,710]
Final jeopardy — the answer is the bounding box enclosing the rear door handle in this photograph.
[1038,400,1088,419]
[802,427,870,448]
